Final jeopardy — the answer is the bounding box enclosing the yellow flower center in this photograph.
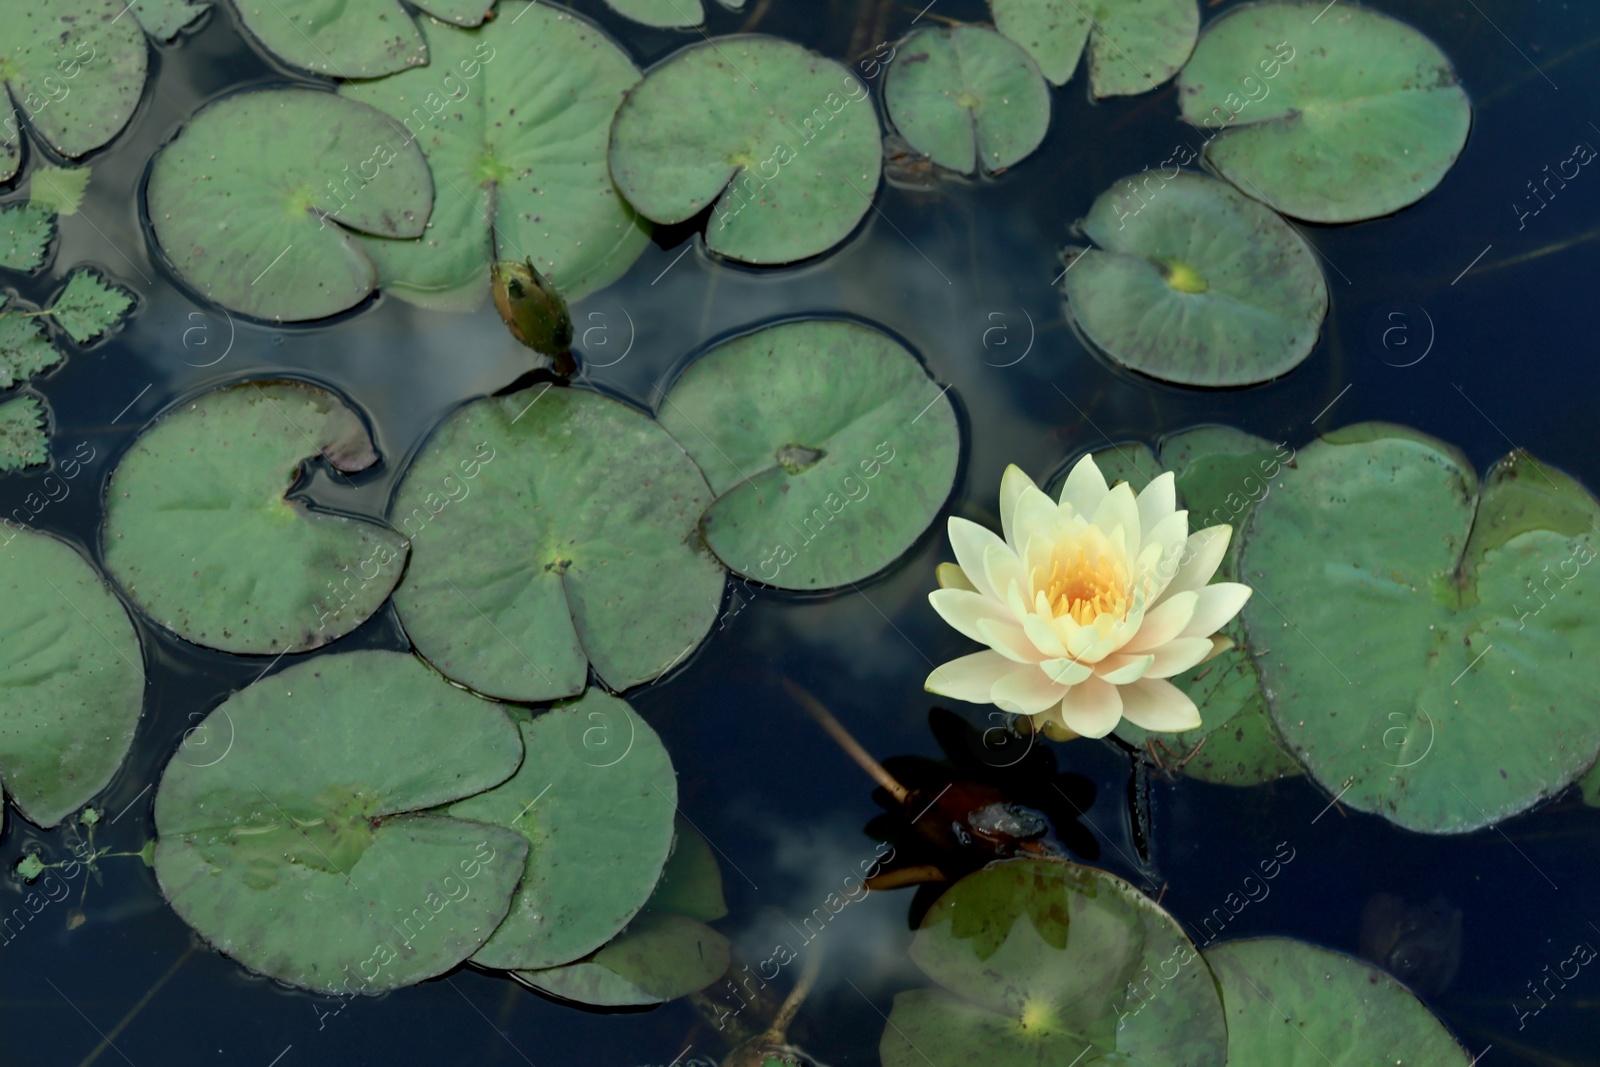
[1039,547,1129,625]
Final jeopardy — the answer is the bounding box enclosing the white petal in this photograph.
[999,465,1040,550]
[1123,590,1199,653]
[1009,484,1059,553]
[925,650,1013,702]
[948,517,1007,600]
[1143,509,1191,579]
[978,618,1045,663]
[1040,656,1094,685]
[992,667,1069,715]
[1059,677,1124,738]
[1022,614,1068,658]
[1059,453,1110,517]
[1092,481,1141,549]
[1155,525,1231,605]
[929,589,1014,644]
[1179,582,1253,639]
[936,562,977,592]
[983,542,1027,609]
[1095,653,1155,684]
[1145,637,1218,679]
[1136,472,1176,541]
[1118,677,1201,732]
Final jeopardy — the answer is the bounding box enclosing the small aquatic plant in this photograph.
[925,454,1250,740]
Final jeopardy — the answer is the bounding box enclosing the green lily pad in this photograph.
[130,0,211,41]
[102,381,409,655]
[341,5,648,311]
[605,0,703,28]
[47,267,134,344]
[29,164,91,216]
[146,89,433,323]
[0,527,144,829]
[0,392,47,472]
[393,385,725,702]
[1581,760,1600,807]
[658,320,959,590]
[1239,424,1600,833]
[1177,2,1471,223]
[152,651,529,994]
[989,0,1198,97]
[1063,172,1327,387]
[0,297,59,387]
[609,36,883,265]
[883,858,1225,1066]
[1070,428,1300,786]
[1204,938,1471,1065]
[1,203,55,271]
[0,0,148,182]
[516,911,730,1007]
[228,0,492,79]
[884,26,1050,175]
[443,692,678,970]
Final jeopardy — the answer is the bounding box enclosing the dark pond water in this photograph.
[3,0,1600,1063]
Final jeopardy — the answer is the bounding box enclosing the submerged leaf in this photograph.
[0,392,48,472]
[0,203,56,271]
[47,267,134,344]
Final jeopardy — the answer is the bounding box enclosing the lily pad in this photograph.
[152,651,529,995]
[0,527,144,828]
[227,0,492,79]
[146,89,433,323]
[1063,172,1327,387]
[605,0,704,28]
[882,858,1225,1066]
[1581,760,1600,807]
[130,0,211,41]
[658,320,960,590]
[1204,938,1471,1065]
[884,26,1050,175]
[990,0,1198,97]
[0,297,59,387]
[392,385,725,702]
[0,392,47,472]
[0,0,148,183]
[1,203,55,270]
[1177,2,1471,223]
[609,36,883,265]
[47,267,134,344]
[341,5,648,311]
[1239,424,1600,833]
[444,692,678,970]
[646,816,728,922]
[102,381,409,654]
[516,911,730,1007]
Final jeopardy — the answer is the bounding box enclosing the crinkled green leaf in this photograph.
[0,527,144,828]
[0,298,59,386]
[0,203,55,270]
[27,164,88,216]
[990,0,1197,96]
[129,0,211,41]
[0,392,47,472]
[47,267,134,344]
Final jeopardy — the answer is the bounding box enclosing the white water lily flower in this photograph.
[925,456,1252,740]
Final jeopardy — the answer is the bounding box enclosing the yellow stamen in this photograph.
[1038,546,1130,625]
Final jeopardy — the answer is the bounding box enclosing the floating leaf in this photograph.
[0,297,60,386]
[610,36,883,265]
[989,0,1198,96]
[445,693,678,970]
[658,320,959,590]
[227,0,492,79]
[1205,938,1472,1065]
[0,0,148,182]
[516,912,730,1007]
[604,0,703,28]
[883,859,1225,1066]
[152,651,529,994]
[28,164,90,216]
[646,817,728,923]
[102,381,408,654]
[1240,425,1600,833]
[1063,172,1327,387]
[1178,3,1471,223]
[392,385,725,702]
[884,26,1050,175]
[130,0,211,41]
[0,392,47,472]
[0,527,144,828]
[146,89,433,322]
[342,7,647,311]
[47,267,134,344]
[1,203,55,270]
[1581,760,1600,807]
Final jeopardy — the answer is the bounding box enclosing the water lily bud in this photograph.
[492,259,573,360]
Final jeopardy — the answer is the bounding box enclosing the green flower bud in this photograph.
[491,259,573,362]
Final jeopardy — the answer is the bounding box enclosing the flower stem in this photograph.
[781,678,909,806]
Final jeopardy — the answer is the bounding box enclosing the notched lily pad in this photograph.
[1178,2,1471,223]
[1063,172,1327,387]
[393,385,725,702]
[0,527,144,828]
[153,651,528,994]
[659,320,960,591]
[102,381,408,654]
[884,25,1051,175]
[342,5,648,311]
[609,36,883,265]
[990,0,1198,97]
[0,392,48,472]
[227,0,492,79]
[1240,424,1600,833]
[146,89,433,323]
